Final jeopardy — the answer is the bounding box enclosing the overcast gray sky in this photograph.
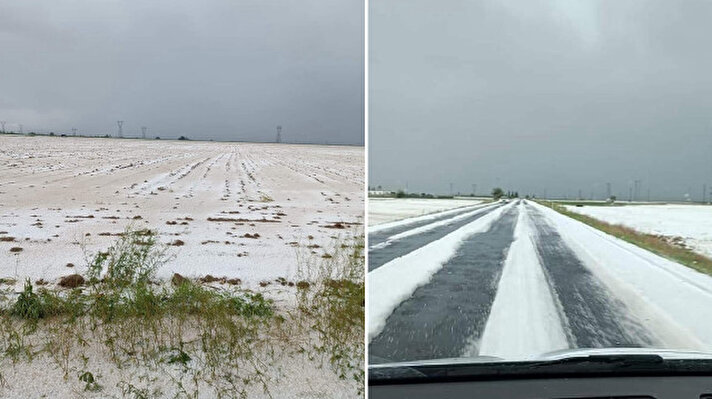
[0,0,363,144]
[370,0,712,201]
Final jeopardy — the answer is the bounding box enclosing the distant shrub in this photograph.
[492,187,504,200]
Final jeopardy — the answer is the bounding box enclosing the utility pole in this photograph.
[635,179,641,201]
[629,182,633,202]
[117,121,123,138]
[276,125,282,143]
[0,121,5,133]
[141,126,147,139]
[19,124,23,134]
[472,184,477,197]
[703,184,708,204]
[606,182,611,199]
[72,128,77,137]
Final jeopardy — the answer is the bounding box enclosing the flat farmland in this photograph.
[0,135,364,289]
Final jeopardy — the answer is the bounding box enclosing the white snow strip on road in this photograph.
[368,202,494,234]
[474,202,569,360]
[367,202,515,341]
[532,201,712,351]
[369,203,500,250]
[388,203,500,242]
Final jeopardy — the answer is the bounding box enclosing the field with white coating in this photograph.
[565,204,712,259]
[0,135,363,289]
[0,134,365,398]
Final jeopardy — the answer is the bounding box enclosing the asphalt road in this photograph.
[368,200,660,364]
[368,203,502,271]
[369,205,518,361]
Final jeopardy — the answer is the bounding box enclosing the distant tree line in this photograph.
[491,187,521,200]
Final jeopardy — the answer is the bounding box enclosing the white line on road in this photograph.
[473,202,569,359]
[369,202,492,235]
[369,202,500,250]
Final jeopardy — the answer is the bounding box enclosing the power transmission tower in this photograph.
[19,124,23,134]
[141,126,147,139]
[276,125,282,143]
[449,183,453,196]
[117,121,123,138]
[606,182,611,199]
[472,184,477,196]
[0,121,5,133]
[72,128,77,136]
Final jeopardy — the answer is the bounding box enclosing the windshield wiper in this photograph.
[369,353,712,385]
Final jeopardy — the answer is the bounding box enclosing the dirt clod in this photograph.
[200,275,221,283]
[171,273,188,286]
[58,274,85,288]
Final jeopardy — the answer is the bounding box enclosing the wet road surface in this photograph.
[368,204,501,271]
[369,201,659,365]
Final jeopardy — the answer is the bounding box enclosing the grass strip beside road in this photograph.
[538,201,712,277]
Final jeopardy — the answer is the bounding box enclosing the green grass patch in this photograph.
[539,201,712,276]
[0,225,364,397]
[295,235,365,391]
[7,227,274,325]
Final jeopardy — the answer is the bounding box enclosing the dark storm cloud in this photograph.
[0,0,363,144]
[370,0,712,200]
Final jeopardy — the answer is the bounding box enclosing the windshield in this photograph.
[368,0,712,370]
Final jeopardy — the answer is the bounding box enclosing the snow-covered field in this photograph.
[565,204,712,258]
[0,135,363,289]
[368,198,482,226]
